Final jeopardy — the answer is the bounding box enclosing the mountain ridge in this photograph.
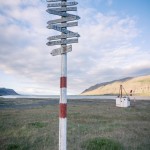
[81,75,150,96]
[82,77,133,94]
[0,88,19,96]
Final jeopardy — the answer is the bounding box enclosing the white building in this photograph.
[116,97,130,107]
[116,85,131,108]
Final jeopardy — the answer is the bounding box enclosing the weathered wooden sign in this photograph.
[51,45,72,56]
[46,0,80,54]
[50,7,77,12]
[46,9,77,17]
[47,1,78,7]
[46,38,78,46]
[47,33,80,41]
[47,24,78,35]
[47,22,78,29]
[47,16,80,24]
[47,0,61,2]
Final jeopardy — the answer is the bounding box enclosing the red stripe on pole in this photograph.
[60,77,67,88]
[59,103,67,118]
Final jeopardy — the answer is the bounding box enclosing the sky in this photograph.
[0,0,150,95]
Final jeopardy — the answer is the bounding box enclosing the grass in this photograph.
[0,98,150,150]
[28,122,48,128]
[81,138,124,150]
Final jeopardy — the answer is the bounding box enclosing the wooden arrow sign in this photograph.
[50,7,77,12]
[47,0,61,2]
[47,33,80,41]
[62,38,78,44]
[47,1,78,7]
[47,16,80,24]
[46,0,80,49]
[47,40,62,46]
[47,24,78,35]
[46,9,76,17]
[46,38,78,46]
[47,22,78,29]
[51,45,72,56]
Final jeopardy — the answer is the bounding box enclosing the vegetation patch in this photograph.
[81,138,124,150]
[7,144,20,150]
[28,122,47,128]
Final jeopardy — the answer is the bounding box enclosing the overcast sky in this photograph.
[0,0,150,95]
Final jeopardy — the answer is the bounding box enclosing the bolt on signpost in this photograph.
[46,0,80,150]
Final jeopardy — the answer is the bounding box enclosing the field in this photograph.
[0,98,150,150]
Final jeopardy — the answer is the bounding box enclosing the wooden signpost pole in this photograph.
[46,0,80,149]
[59,1,67,150]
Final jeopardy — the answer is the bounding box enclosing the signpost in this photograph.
[47,22,78,29]
[47,1,78,7]
[46,8,79,17]
[49,6,77,12]
[47,0,61,2]
[46,0,80,150]
[47,24,78,35]
[47,15,80,24]
[47,38,78,46]
[47,33,80,41]
[51,45,72,56]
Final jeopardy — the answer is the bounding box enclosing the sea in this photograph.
[1,95,150,100]
[0,95,115,99]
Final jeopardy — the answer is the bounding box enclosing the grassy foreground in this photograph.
[0,98,150,150]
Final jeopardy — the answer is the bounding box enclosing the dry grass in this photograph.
[0,98,150,150]
[82,75,150,96]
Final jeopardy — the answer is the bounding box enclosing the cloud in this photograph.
[0,0,149,94]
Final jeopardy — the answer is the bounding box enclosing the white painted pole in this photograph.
[59,0,67,150]
[46,0,80,149]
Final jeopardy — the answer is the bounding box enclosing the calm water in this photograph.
[1,95,115,99]
[0,95,116,109]
[0,95,150,110]
[1,95,150,100]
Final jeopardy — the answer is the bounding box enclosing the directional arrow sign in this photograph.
[46,9,76,17]
[47,1,78,7]
[51,45,72,56]
[47,33,80,41]
[47,0,61,2]
[61,22,78,27]
[46,38,78,46]
[47,22,78,29]
[50,7,77,12]
[47,24,78,35]
[47,40,62,46]
[47,16,80,24]
[62,38,78,44]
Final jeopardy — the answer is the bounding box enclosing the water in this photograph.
[0,95,150,100]
[0,95,116,100]
[0,95,116,110]
[0,95,149,110]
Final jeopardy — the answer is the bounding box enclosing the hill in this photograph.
[0,88,19,96]
[81,75,150,96]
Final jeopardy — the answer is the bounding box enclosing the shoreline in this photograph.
[0,95,150,100]
[0,97,150,110]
